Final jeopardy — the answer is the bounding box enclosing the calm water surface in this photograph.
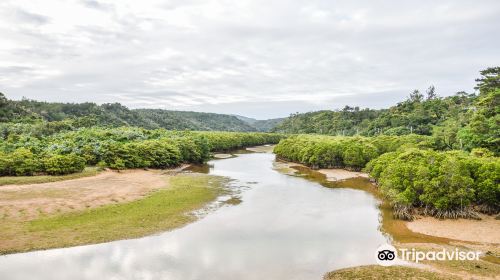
[0,151,388,280]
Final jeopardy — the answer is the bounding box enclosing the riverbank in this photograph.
[0,167,102,186]
[275,162,500,279]
[283,162,499,245]
[273,161,367,182]
[324,265,457,280]
[328,181,499,279]
[0,167,187,220]
[0,171,230,255]
[407,214,500,244]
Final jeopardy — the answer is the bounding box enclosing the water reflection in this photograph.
[0,152,388,280]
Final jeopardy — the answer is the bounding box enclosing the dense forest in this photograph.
[272,89,474,136]
[274,67,499,219]
[234,115,285,132]
[0,95,276,132]
[0,127,284,175]
[273,67,499,155]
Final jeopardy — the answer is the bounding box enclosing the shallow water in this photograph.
[0,151,388,280]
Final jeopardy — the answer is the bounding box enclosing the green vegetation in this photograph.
[273,88,473,136]
[0,174,228,254]
[275,134,499,219]
[234,115,285,131]
[273,67,499,155]
[0,67,497,221]
[274,68,499,220]
[366,148,499,219]
[324,265,459,280]
[43,154,86,175]
[458,67,500,153]
[0,94,265,132]
[0,167,101,186]
[0,147,87,176]
[274,134,433,170]
[136,109,258,131]
[0,127,284,176]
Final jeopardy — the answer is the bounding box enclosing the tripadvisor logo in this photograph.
[376,244,398,266]
[375,244,481,266]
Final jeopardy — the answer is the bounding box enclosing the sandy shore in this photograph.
[317,168,368,181]
[407,214,500,244]
[274,161,369,182]
[213,153,233,159]
[0,167,187,221]
[246,145,275,153]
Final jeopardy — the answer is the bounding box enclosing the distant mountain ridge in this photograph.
[0,93,281,132]
[233,115,285,132]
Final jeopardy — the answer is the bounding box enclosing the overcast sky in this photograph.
[0,0,499,119]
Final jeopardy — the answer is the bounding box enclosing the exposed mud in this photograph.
[0,167,188,221]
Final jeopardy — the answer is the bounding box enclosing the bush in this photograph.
[0,128,285,175]
[468,157,500,213]
[43,154,86,175]
[378,149,433,209]
[420,153,475,212]
[0,148,40,176]
[126,140,182,168]
[274,135,380,170]
[470,148,494,158]
[342,141,378,170]
[367,148,499,219]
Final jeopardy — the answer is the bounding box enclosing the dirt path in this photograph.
[0,168,186,221]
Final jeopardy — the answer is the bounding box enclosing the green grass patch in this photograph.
[427,258,500,278]
[395,244,500,279]
[0,173,229,254]
[0,167,101,186]
[324,265,459,280]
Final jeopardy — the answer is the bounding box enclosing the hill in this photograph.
[272,88,475,136]
[0,95,258,132]
[136,109,257,131]
[233,115,285,132]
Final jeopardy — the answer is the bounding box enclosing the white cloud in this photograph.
[0,0,499,118]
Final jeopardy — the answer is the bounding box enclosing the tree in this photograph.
[475,67,500,94]
[460,67,500,154]
[426,85,437,100]
[432,119,461,150]
[409,90,424,103]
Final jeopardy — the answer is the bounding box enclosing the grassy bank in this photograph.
[324,246,499,279]
[0,167,101,186]
[0,173,229,254]
[324,265,458,280]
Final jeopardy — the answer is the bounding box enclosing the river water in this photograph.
[0,150,388,280]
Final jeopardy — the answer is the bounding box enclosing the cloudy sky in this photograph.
[0,0,499,119]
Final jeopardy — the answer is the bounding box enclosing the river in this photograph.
[0,149,388,280]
